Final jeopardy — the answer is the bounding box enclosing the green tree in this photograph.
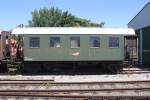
[28,7,104,27]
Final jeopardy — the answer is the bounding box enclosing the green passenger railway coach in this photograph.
[12,27,137,61]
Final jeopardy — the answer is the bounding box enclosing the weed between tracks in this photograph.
[34,81,54,88]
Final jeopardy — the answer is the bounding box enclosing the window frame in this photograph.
[70,37,80,48]
[29,37,40,48]
[89,37,100,48]
[109,37,119,48]
[49,37,61,48]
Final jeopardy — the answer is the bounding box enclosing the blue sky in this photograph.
[0,0,150,30]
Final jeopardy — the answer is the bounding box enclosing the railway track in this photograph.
[1,79,150,84]
[0,87,150,96]
[120,67,150,74]
[1,80,150,90]
[0,80,150,99]
[0,90,150,99]
[0,91,149,100]
[0,80,150,88]
[0,96,149,100]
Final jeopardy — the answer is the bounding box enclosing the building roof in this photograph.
[128,2,150,29]
[12,27,135,35]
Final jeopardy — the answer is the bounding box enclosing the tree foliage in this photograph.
[28,7,104,27]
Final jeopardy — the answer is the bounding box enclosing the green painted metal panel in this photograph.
[143,52,150,65]
[23,34,124,61]
[143,27,150,49]
[142,26,150,65]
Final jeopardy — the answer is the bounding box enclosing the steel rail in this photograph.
[121,71,150,74]
[0,80,150,84]
[0,79,54,81]
[0,80,54,84]
[0,93,150,98]
[0,87,150,92]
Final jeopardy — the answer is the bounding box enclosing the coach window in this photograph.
[70,37,80,48]
[29,37,40,48]
[89,37,100,48]
[109,37,119,48]
[50,37,60,48]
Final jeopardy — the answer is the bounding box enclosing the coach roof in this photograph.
[12,27,135,35]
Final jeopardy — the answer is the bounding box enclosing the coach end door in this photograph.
[124,36,138,61]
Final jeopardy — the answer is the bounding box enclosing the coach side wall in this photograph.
[23,34,124,61]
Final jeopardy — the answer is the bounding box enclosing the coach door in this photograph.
[124,36,138,60]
